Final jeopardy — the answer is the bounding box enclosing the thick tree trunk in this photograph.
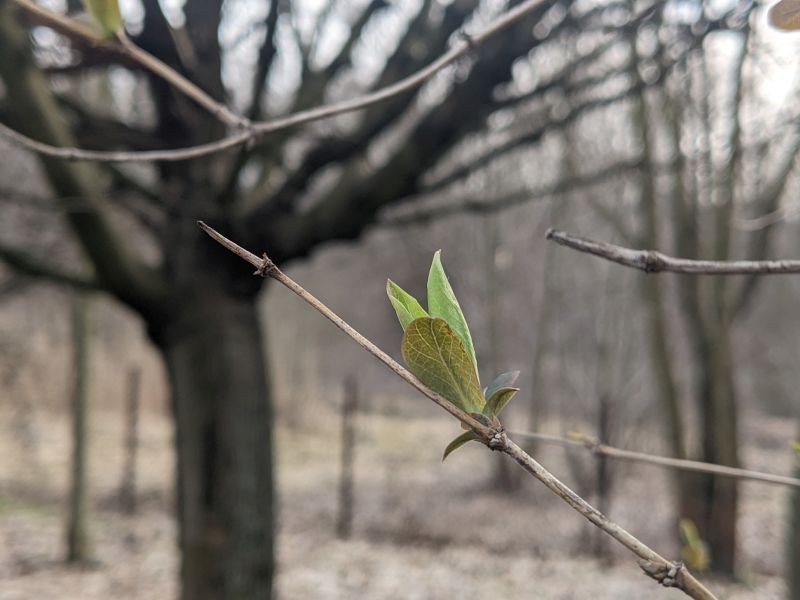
[157,292,274,600]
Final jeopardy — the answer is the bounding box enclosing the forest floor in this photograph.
[0,401,793,600]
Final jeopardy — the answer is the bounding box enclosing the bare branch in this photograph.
[546,229,800,275]
[1,0,548,163]
[198,221,718,600]
[383,159,643,227]
[114,31,248,128]
[512,431,800,489]
[0,242,99,290]
[11,0,249,128]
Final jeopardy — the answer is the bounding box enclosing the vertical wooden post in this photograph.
[66,292,91,563]
[118,366,141,514]
[593,391,611,560]
[336,375,358,539]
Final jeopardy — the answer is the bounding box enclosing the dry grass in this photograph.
[0,401,792,599]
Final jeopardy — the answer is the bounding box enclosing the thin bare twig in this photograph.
[196,222,493,438]
[547,229,800,274]
[114,32,249,129]
[198,221,717,600]
[512,430,800,489]
[3,0,547,162]
[11,0,248,129]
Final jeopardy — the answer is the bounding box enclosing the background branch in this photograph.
[0,243,99,290]
[511,431,800,489]
[1,0,547,163]
[547,229,800,275]
[11,0,247,128]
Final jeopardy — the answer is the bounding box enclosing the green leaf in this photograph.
[401,317,485,414]
[427,251,477,375]
[483,387,518,417]
[678,518,710,572]
[484,370,520,401]
[386,279,428,330]
[792,441,800,454]
[82,0,123,37]
[442,431,479,461]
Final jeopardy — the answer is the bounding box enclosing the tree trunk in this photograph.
[676,317,739,576]
[66,292,91,563]
[157,291,275,600]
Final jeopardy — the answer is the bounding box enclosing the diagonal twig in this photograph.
[546,229,800,274]
[2,0,547,162]
[11,0,248,129]
[197,221,718,600]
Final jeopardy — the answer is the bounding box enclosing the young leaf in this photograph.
[82,0,123,37]
[427,251,477,374]
[401,317,485,414]
[679,518,710,572]
[769,0,800,30]
[386,279,428,330]
[483,370,520,401]
[442,431,479,461]
[483,386,519,417]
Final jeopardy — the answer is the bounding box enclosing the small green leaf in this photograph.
[679,518,710,572]
[82,0,123,37]
[483,387,518,417]
[386,279,428,330]
[427,251,477,375]
[402,317,485,414]
[442,431,479,461]
[484,370,520,401]
[792,441,800,454]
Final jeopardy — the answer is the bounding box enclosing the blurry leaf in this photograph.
[483,386,518,417]
[402,317,485,414]
[386,279,428,330]
[792,441,800,454]
[82,0,123,37]
[483,370,520,401]
[769,0,800,30]
[442,431,479,461]
[679,518,710,572]
[427,251,477,375]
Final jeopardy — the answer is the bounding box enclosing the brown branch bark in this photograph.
[546,229,800,275]
[198,221,718,600]
[512,431,800,489]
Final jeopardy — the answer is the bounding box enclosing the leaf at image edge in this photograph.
[82,0,123,37]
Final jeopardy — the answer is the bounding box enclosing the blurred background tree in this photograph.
[1,0,798,598]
